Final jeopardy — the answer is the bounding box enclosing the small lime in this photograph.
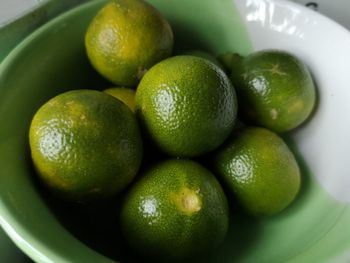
[85,0,174,87]
[29,89,143,202]
[213,127,301,216]
[104,87,136,112]
[135,55,237,157]
[230,50,316,132]
[121,159,229,261]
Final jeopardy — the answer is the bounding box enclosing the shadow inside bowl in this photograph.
[26,143,140,262]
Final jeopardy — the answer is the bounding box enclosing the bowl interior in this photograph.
[1,0,350,262]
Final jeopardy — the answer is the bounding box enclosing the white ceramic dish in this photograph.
[292,0,350,30]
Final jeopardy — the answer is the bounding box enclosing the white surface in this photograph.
[236,0,350,202]
[292,0,350,30]
[0,0,39,25]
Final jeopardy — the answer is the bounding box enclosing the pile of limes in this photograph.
[28,0,316,261]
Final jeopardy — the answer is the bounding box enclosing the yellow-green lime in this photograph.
[85,0,173,87]
[29,89,143,202]
[213,127,300,216]
[135,55,237,157]
[104,87,136,112]
[229,50,316,132]
[120,159,229,261]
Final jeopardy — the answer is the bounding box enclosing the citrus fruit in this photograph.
[229,50,316,132]
[29,89,143,202]
[104,87,136,112]
[213,127,300,216]
[85,0,174,87]
[120,159,229,261]
[184,50,223,69]
[217,52,240,73]
[135,55,237,157]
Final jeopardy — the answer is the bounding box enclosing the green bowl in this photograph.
[1,0,350,262]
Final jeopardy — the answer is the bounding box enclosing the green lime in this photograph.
[230,50,316,132]
[104,87,136,112]
[213,127,300,216]
[217,52,240,73]
[135,55,237,157]
[120,159,229,261]
[29,89,143,202]
[85,0,173,87]
[184,50,224,70]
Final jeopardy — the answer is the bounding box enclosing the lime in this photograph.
[85,0,173,87]
[29,89,143,202]
[104,87,136,112]
[120,159,229,261]
[135,55,237,157]
[213,127,301,216]
[230,50,316,132]
[184,50,224,69]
